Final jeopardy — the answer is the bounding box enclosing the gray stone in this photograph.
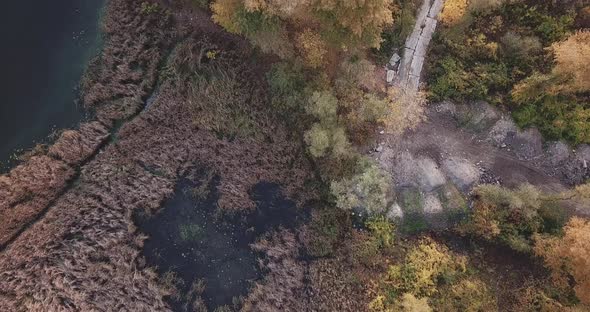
[509,128,544,160]
[435,101,456,116]
[442,157,481,190]
[386,69,395,83]
[417,157,447,191]
[546,141,572,165]
[457,101,500,132]
[575,144,590,167]
[393,153,445,191]
[423,194,443,214]
[488,118,518,145]
[389,53,401,66]
[387,202,404,219]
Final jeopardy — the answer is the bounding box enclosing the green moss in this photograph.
[399,188,427,234]
[438,183,468,224]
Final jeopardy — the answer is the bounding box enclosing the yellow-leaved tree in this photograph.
[512,30,590,102]
[211,0,395,67]
[439,0,468,26]
[534,217,590,305]
[551,30,590,94]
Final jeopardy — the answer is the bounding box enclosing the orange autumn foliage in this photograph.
[534,217,590,305]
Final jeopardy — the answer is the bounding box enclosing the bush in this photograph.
[368,237,468,310]
[306,208,351,257]
[366,216,395,248]
[178,223,204,242]
[306,91,338,123]
[439,0,468,26]
[330,157,391,215]
[460,184,568,253]
[266,62,308,116]
[500,31,542,59]
[304,123,351,158]
[436,277,498,312]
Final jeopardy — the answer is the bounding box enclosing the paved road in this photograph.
[391,0,444,90]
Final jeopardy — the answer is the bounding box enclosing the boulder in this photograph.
[442,157,480,191]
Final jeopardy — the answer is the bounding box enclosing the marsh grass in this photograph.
[178,223,205,242]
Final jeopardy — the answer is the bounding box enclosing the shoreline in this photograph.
[0,1,314,309]
[0,0,176,247]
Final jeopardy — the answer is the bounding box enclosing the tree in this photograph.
[211,0,295,57]
[304,123,350,158]
[511,30,590,101]
[211,0,243,33]
[313,0,395,49]
[212,0,395,63]
[461,184,545,252]
[398,293,432,312]
[439,0,468,26]
[437,278,498,312]
[297,29,328,68]
[534,217,590,305]
[551,30,590,94]
[330,157,391,214]
[383,87,426,135]
[243,0,309,18]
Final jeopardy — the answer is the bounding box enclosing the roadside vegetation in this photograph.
[426,0,590,144]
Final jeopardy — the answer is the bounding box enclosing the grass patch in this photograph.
[179,223,205,242]
[399,188,428,234]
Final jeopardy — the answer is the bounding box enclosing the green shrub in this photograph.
[513,94,590,144]
[436,277,498,312]
[307,208,351,257]
[460,184,567,252]
[140,1,160,14]
[366,216,395,248]
[267,62,307,116]
[330,157,391,214]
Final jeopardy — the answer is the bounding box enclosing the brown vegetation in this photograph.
[242,230,308,311]
[0,0,175,247]
[0,0,315,310]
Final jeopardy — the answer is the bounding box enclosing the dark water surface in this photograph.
[0,0,104,169]
[136,175,303,311]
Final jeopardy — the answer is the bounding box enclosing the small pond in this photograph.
[135,171,303,311]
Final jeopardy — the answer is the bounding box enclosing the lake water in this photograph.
[0,0,104,170]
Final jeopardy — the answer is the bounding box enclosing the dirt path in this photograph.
[375,101,590,223]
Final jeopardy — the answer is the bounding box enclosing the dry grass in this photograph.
[0,1,314,310]
[0,0,174,248]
